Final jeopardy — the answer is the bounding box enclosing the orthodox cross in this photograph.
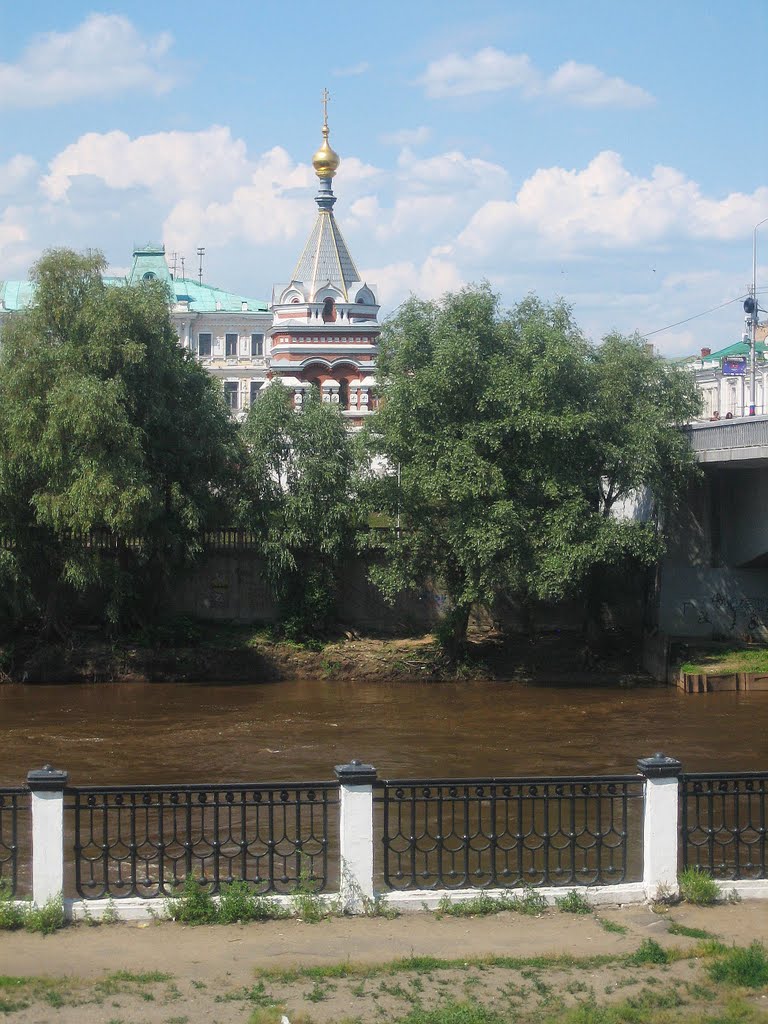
[322,88,331,129]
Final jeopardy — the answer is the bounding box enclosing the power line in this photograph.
[640,294,747,339]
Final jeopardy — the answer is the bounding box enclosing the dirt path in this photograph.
[2,903,768,1023]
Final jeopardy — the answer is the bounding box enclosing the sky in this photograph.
[0,0,766,356]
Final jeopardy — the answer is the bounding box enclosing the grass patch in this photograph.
[0,884,65,934]
[679,867,720,906]
[164,876,290,924]
[596,917,628,935]
[668,922,715,940]
[554,890,592,914]
[625,939,671,966]
[435,888,547,918]
[679,646,768,676]
[708,942,768,989]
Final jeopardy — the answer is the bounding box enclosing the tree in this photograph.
[362,286,700,660]
[238,382,356,638]
[0,248,240,635]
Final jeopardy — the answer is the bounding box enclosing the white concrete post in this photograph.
[27,765,68,906]
[335,759,376,912]
[637,753,682,901]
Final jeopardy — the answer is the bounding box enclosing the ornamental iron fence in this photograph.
[376,775,644,890]
[680,772,768,879]
[65,782,339,900]
[0,789,24,896]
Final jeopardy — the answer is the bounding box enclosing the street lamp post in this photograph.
[748,217,768,415]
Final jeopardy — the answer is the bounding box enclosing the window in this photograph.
[250,380,264,406]
[226,333,238,357]
[251,333,264,357]
[198,333,212,357]
[339,378,349,410]
[322,297,336,323]
[224,381,239,410]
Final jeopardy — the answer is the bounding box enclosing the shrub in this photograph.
[625,938,670,966]
[708,942,768,988]
[0,881,25,930]
[678,866,720,906]
[218,882,289,924]
[555,889,592,914]
[165,876,217,924]
[0,884,64,934]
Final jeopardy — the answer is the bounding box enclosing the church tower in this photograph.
[268,91,379,421]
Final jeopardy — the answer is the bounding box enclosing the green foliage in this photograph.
[362,287,699,659]
[555,889,593,914]
[0,884,64,934]
[625,939,670,966]
[164,875,217,924]
[238,383,356,639]
[708,943,768,989]
[164,876,289,925]
[667,922,714,940]
[217,881,289,924]
[0,248,240,636]
[679,866,720,906]
[435,889,547,918]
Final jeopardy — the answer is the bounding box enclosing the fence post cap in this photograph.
[335,759,377,784]
[26,764,69,790]
[636,752,682,778]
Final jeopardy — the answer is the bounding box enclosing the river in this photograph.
[1,679,767,786]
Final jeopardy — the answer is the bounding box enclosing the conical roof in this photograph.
[291,209,361,301]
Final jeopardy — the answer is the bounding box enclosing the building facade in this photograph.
[0,106,377,422]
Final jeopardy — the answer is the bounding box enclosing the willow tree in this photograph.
[238,382,357,639]
[0,248,239,635]
[363,286,699,660]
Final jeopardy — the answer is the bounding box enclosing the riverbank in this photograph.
[1,624,652,685]
[1,902,768,1023]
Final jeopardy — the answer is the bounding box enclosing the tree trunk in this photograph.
[438,603,471,664]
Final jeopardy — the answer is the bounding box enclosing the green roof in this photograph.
[1,244,268,314]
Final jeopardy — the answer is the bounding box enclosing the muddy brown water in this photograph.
[1,678,767,786]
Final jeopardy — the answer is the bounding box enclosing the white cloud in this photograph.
[420,48,537,99]
[419,47,653,108]
[458,151,768,258]
[0,14,175,109]
[397,149,509,194]
[0,156,37,195]
[362,253,465,306]
[332,62,370,77]
[42,127,251,201]
[380,126,431,146]
[546,61,653,108]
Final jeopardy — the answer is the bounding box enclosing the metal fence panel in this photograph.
[0,789,24,896]
[681,772,768,879]
[66,782,339,900]
[377,775,644,891]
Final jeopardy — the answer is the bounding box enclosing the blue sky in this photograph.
[0,0,766,355]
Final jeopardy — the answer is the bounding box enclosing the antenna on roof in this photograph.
[170,251,178,278]
[180,255,186,280]
[197,247,205,285]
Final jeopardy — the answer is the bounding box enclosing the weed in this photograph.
[0,884,64,934]
[107,971,172,984]
[554,890,592,914]
[164,875,217,924]
[708,942,768,988]
[397,1000,508,1023]
[596,917,627,935]
[667,921,714,940]
[678,865,720,906]
[218,881,289,924]
[102,897,119,924]
[306,979,335,1002]
[25,894,65,934]
[625,938,670,966]
[215,982,278,1007]
[437,888,547,918]
[292,869,339,922]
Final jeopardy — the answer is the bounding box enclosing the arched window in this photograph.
[322,297,336,323]
[338,378,349,410]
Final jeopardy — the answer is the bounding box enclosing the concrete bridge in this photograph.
[659,417,768,641]
[686,416,768,466]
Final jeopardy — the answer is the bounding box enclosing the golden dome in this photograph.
[312,126,340,179]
